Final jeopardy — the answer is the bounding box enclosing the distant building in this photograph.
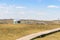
[17,19,59,25]
[0,19,13,24]
[17,19,51,25]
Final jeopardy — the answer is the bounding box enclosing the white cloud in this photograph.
[0,4,26,19]
[48,5,59,8]
[0,4,25,9]
[15,6,25,8]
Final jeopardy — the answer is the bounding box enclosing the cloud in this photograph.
[0,4,25,9]
[0,3,44,20]
[47,5,59,8]
[0,4,26,19]
[16,6,25,8]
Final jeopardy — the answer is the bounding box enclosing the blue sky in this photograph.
[0,0,60,20]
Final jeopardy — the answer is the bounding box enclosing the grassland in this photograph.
[0,24,60,40]
[34,32,60,40]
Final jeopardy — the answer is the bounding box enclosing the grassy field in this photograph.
[34,32,60,40]
[0,24,60,40]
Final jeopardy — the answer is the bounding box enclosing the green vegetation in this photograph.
[0,24,60,40]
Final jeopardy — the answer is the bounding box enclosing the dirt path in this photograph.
[16,28,60,40]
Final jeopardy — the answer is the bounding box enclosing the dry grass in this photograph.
[34,32,60,40]
[0,24,60,40]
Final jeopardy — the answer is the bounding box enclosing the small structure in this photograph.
[0,19,14,24]
[17,19,51,25]
[17,19,58,25]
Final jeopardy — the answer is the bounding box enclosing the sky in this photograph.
[0,0,60,20]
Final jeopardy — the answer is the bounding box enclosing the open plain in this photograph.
[0,24,60,40]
